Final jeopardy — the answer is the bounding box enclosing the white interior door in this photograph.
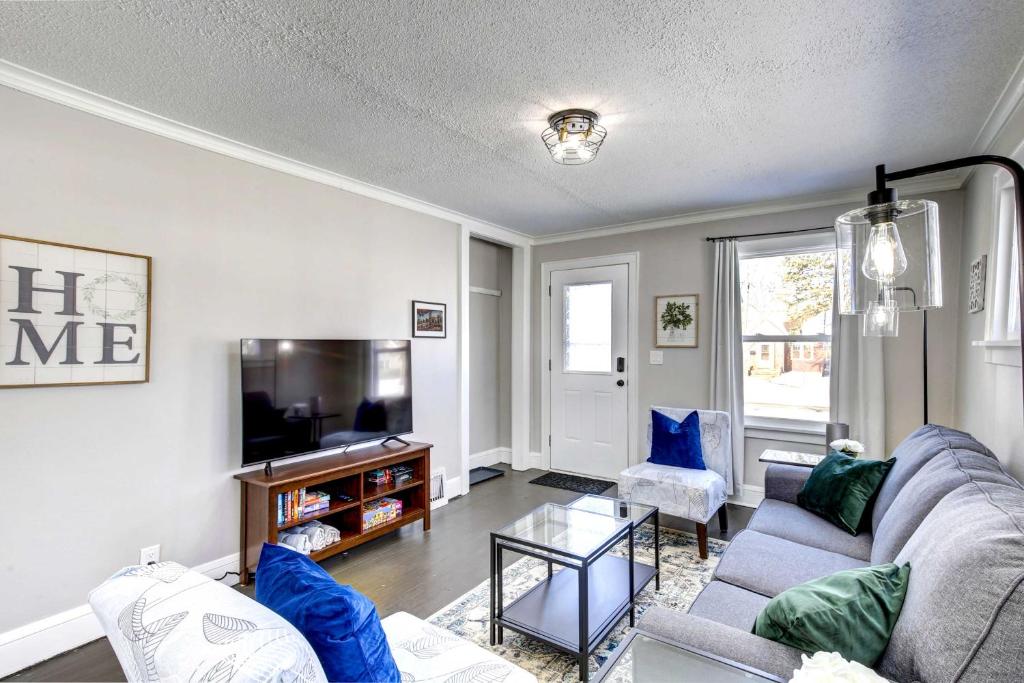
[550,264,629,479]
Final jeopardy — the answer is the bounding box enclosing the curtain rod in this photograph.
[705,225,833,242]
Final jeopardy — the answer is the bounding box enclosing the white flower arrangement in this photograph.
[790,652,887,682]
[829,439,865,457]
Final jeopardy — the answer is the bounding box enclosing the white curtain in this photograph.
[709,239,744,495]
[830,278,887,459]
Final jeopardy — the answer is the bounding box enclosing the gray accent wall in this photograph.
[953,102,1024,482]
[532,190,964,491]
[0,86,460,632]
[469,238,513,454]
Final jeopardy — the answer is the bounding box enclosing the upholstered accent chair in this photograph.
[618,406,731,559]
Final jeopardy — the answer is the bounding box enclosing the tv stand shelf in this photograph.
[235,440,432,585]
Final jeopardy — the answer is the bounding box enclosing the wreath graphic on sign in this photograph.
[81,273,147,322]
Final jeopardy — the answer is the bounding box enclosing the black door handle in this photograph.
[617,357,625,372]
[616,379,625,387]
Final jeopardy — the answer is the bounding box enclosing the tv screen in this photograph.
[240,339,412,467]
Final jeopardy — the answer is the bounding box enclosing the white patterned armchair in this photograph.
[618,406,731,559]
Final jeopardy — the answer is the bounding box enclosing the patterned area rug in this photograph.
[428,526,728,682]
[528,471,616,495]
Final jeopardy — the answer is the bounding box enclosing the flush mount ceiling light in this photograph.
[541,109,606,165]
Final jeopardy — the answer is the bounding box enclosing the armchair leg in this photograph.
[717,505,728,532]
[696,523,709,560]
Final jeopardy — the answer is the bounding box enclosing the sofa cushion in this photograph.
[877,482,1024,683]
[713,530,867,597]
[871,424,993,535]
[88,562,327,683]
[255,543,400,683]
[798,451,895,535]
[688,579,770,630]
[383,611,536,682]
[619,461,726,524]
[639,608,806,680]
[748,499,873,561]
[649,408,706,469]
[871,448,1020,564]
[753,563,911,667]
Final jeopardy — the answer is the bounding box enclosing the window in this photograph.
[562,281,612,372]
[739,239,834,423]
[987,172,1020,343]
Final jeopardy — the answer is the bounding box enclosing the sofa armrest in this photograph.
[764,463,813,504]
[638,607,805,680]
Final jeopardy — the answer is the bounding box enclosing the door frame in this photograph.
[541,252,639,473]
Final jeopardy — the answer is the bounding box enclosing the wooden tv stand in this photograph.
[235,440,432,585]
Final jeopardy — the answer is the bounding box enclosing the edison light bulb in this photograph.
[862,221,908,282]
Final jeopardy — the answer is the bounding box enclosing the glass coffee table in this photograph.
[593,629,784,682]
[490,495,659,681]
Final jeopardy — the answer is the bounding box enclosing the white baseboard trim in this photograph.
[525,451,545,471]
[0,552,240,678]
[729,484,766,509]
[469,447,512,470]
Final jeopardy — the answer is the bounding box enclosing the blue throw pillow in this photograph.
[255,543,400,682]
[648,409,706,470]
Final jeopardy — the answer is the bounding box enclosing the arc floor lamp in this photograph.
[835,154,1024,417]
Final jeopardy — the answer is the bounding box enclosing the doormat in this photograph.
[469,466,505,486]
[528,471,615,495]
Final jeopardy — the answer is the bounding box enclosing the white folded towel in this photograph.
[294,521,341,551]
[277,532,312,555]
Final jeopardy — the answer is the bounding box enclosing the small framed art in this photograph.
[655,294,698,348]
[412,300,446,338]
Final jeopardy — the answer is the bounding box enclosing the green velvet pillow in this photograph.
[754,563,911,667]
[797,451,895,535]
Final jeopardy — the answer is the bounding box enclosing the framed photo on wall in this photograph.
[655,294,698,348]
[0,233,151,388]
[412,300,446,338]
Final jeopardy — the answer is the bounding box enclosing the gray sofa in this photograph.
[639,424,1024,682]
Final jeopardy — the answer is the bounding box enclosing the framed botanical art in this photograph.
[0,234,151,388]
[412,300,446,338]
[655,294,698,348]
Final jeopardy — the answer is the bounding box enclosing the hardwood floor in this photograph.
[6,465,752,682]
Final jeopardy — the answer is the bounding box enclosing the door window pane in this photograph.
[563,282,612,373]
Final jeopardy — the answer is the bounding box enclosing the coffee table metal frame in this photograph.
[489,497,660,681]
[592,627,785,682]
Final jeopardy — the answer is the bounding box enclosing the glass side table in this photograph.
[566,494,660,590]
[758,448,824,468]
[594,629,784,682]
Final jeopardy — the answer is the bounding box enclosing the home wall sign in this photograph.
[0,234,151,387]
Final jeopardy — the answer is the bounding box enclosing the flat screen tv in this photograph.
[240,339,412,467]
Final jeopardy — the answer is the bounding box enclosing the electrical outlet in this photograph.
[140,544,161,565]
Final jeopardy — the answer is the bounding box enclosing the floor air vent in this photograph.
[429,469,447,509]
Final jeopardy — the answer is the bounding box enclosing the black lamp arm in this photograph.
[877,154,1024,418]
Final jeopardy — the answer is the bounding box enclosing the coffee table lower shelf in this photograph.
[498,554,657,653]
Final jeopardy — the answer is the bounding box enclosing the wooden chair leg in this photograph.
[696,522,709,559]
[718,505,728,532]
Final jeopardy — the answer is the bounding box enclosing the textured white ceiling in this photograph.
[1,1,1023,236]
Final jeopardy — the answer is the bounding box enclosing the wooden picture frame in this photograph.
[655,294,698,348]
[0,233,152,388]
[411,300,446,338]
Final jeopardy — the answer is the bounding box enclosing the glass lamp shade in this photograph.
[541,109,607,165]
[835,199,941,314]
[864,297,900,336]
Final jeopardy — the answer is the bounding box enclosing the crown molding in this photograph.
[531,173,963,246]
[970,52,1024,156]
[0,59,532,248]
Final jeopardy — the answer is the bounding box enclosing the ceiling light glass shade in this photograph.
[541,109,606,165]
[835,199,941,314]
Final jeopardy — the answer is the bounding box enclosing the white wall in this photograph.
[0,86,461,632]
[468,238,512,454]
[532,190,964,491]
[954,103,1024,481]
